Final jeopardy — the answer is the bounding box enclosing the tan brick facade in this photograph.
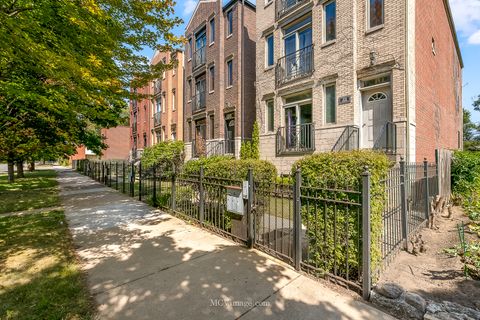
[183,0,256,160]
[255,0,462,173]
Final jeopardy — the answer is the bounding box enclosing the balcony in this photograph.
[276,45,314,87]
[154,80,162,96]
[132,121,137,134]
[276,123,315,155]
[192,91,206,113]
[276,0,309,19]
[373,122,397,155]
[153,112,162,128]
[192,139,236,158]
[332,126,359,152]
[193,46,206,71]
[132,101,138,113]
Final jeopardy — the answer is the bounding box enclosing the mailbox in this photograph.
[226,185,244,215]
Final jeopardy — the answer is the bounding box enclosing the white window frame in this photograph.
[226,9,233,37]
[266,100,275,133]
[226,59,233,88]
[172,90,176,111]
[265,34,274,68]
[367,0,385,31]
[323,0,336,43]
[324,83,337,124]
[209,65,215,93]
[209,17,215,45]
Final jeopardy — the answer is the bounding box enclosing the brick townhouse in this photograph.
[130,50,185,159]
[255,0,463,173]
[183,0,256,160]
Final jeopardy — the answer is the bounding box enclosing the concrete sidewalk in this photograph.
[57,168,395,320]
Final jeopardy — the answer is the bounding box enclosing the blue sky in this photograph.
[141,0,480,122]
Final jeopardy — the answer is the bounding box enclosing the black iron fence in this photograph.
[72,157,441,299]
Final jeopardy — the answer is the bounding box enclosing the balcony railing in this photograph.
[154,80,162,95]
[192,91,206,113]
[193,46,206,71]
[153,112,162,128]
[373,122,397,155]
[132,121,137,134]
[332,126,359,152]
[276,0,308,19]
[192,139,236,158]
[276,45,314,86]
[276,123,315,155]
[132,101,138,113]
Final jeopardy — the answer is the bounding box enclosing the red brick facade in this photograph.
[70,126,130,161]
[415,0,463,162]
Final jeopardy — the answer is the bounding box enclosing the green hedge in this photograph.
[184,157,277,183]
[452,151,480,221]
[141,141,184,171]
[292,150,391,281]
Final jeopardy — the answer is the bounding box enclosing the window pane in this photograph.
[267,35,274,66]
[325,85,336,123]
[369,0,384,28]
[209,67,215,91]
[228,11,233,35]
[325,1,336,42]
[285,91,312,104]
[210,19,215,43]
[267,100,274,132]
[227,60,233,86]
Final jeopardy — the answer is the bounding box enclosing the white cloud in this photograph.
[468,29,480,44]
[183,0,196,17]
[449,0,480,44]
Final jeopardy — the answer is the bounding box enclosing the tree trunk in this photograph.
[7,160,15,183]
[16,161,24,178]
[28,161,35,171]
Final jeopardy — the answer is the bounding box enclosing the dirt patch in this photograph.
[377,206,480,310]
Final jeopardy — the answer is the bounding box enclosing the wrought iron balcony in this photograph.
[276,123,315,155]
[332,126,359,152]
[154,80,162,95]
[193,46,206,71]
[192,139,236,158]
[373,122,397,155]
[132,101,138,113]
[153,112,162,128]
[276,0,309,19]
[132,121,137,134]
[276,45,314,86]
[192,91,206,113]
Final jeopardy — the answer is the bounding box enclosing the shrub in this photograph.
[184,157,277,182]
[292,150,391,281]
[240,121,260,160]
[452,151,480,221]
[141,141,184,171]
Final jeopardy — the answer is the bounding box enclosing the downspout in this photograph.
[241,0,245,141]
[404,0,411,162]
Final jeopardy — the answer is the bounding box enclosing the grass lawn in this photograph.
[0,210,94,320]
[0,170,59,214]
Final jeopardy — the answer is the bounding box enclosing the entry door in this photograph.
[225,118,235,154]
[362,90,392,148]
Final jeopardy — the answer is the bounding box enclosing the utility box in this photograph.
[226,185,244,215]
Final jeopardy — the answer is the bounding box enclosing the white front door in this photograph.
[362,90,392,148]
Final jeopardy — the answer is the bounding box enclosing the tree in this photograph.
[464,108,480,151]
[0,0,184,182]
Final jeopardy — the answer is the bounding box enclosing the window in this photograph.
[266,100,274,132]
[210,115,215,139]
[227,10,233,36]
[162,58,167,79]
[325,84,336,124]
[188,121,192,141]
[155,96,162,113]
[432,38,436,56]
[210,18,215,44]
[324,1,336,42]
[188,79,192,101]
[266,34,274,67]
[368,0,384,29]
[209,66,215,92]
[143,133,147,147]
[162,94,166,113]
[188,38,192,59]
[172,90,176,111]
[227,59,233,87]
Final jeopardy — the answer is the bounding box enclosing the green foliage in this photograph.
[292,151,391,280]
[185,157,277,182]
[463,109,480,151]
[240,121,260,160]
[140,141,185,171]
[0,0,183,170]
[452,151,480,222]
